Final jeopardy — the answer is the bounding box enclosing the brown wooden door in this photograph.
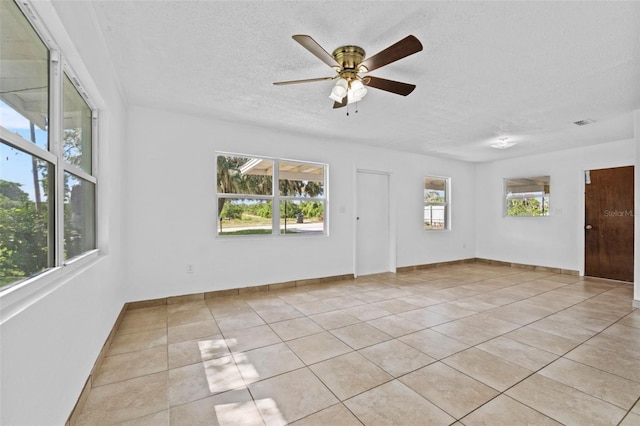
[584,166,634,282]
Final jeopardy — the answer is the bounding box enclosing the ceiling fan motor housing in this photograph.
[332,45,367,75]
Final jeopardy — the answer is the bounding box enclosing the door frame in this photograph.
[353,169,396,278]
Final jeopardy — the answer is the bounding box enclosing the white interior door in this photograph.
[356,170,390,276]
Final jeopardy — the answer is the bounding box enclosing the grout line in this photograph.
[619,395,640,425]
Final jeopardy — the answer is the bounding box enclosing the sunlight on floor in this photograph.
[200,337,283,425]
[203,356,244,394]
[254,398,287,425]
[233,353,260,383]
[214,400,265,425]
[197,338,228,359]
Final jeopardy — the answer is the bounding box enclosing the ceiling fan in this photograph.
[273,34,423,109]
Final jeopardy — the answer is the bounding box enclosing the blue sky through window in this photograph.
[0,100,48,200]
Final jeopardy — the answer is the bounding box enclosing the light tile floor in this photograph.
[75,263,640,425]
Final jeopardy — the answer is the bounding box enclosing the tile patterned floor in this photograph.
[74,264,640,425]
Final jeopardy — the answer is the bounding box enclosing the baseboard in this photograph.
[473,258,579,275]
[124,273,355,311]
[397,258,477,272]
[397,258,579,276]
[66,305,128,425]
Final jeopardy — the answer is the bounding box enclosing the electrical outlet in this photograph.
[186,264,194,274]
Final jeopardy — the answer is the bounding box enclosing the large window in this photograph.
[424,176,449,230]
[504,176,550,217]
[0,0,97,290]
[216,154,326,236]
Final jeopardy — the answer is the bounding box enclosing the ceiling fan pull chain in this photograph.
[346,104,349,116]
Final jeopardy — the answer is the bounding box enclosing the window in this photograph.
[62,75,96,259]
[424,176,449,230]
[0,146,55,285]
[216,154,326,236]
[0,0,97,291]
[0,0,48,150]
[504,176,550,217]
[64,171,96,259]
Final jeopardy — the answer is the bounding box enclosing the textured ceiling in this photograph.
[86,1,640,162]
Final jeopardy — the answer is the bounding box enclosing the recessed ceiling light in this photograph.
[490,137,516,149]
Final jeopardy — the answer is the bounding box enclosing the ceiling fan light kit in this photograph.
[329,78,348,102]
[274,34,423,110]
[329,78,367,104]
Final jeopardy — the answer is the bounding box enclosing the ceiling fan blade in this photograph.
[273,76,334,85]
[333,96,347,109]
[292,35,341,68]
[364,76,416,96]
[359,35,423,73]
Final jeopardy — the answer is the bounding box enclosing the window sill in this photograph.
[216,232,329,240]
[0,249,101,325]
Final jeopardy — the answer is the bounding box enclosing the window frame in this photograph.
[424,175,450,231]
[503,176,550,217]
[216,152,327,237]
[0,0,99,294]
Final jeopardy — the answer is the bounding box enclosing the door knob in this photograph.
[585,224,593,230]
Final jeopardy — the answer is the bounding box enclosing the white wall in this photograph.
[394,149,477,268]
[0,2,128,424]
[475,139,636,276]
[123,106,477,302]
